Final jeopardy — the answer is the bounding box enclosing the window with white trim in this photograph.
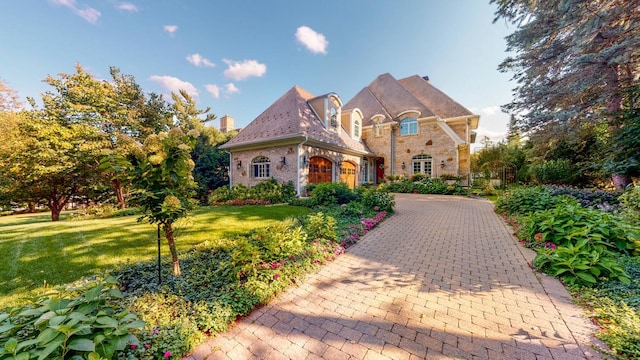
[361,159,370,183]
[412,154,432,177]
[400,117,418,136]
[252,156,270,178]
[329,107,338,129]
[354,120,360,138]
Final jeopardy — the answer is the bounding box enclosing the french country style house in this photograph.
[219,73,479,196]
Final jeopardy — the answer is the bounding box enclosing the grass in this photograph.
[0,205,311,308]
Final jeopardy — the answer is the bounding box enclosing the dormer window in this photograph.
[354,120,360,138]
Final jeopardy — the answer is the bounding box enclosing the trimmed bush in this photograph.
[309,182,356,206]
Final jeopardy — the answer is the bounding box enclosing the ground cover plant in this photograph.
[0,205,311,308]
[497,185,640,359]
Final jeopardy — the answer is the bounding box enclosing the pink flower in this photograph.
[274,273,280,280]
[144,344,151,349]
[163,351,172,358]
[130,344,137,349]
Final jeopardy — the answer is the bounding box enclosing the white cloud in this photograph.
[224,83,239,95]
[469,104,511,152]
[50,0,101,24]
[205,84,220,99]
[479,105,501,116]
[186,53,215,68]
[149,75,198,98]
[222,59,266,81]
[116,2,138,12]
[164,25,178,35]
[295,26,328,54]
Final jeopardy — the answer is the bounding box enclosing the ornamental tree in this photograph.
[133,127,198,276]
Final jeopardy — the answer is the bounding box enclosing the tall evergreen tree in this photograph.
[492,0,639,187]
[493,0,638,127]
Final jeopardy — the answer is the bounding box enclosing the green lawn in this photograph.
[0,205,311,307]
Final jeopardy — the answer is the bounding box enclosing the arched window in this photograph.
[412,154,432,177]
[400,117,418,136]
[354,119,360,138]
[252,156,270,178]
[329,107,338,129]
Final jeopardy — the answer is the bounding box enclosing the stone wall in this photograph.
[230,145,299,188]
[362,119,471,179]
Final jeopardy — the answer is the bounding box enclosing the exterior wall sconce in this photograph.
[401,162,406,169]
[440,160,445,168]
[236,160,242,169]
[302,156,309,166]
[280,156,286,166]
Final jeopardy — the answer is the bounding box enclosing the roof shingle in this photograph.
[220,86,371,154]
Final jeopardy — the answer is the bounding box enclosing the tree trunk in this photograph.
[113,178,126,209]
[605,65,633,189]
[27,202,36,213]
[164,223,181,276]
[48,192,67,222]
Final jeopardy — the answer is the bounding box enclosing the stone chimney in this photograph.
[220,114,234,133]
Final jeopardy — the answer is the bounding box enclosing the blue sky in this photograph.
[0,1,515,149]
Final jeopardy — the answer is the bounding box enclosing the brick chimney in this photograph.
[220,114,234,133]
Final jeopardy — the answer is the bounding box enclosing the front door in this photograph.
[340,161,356,189]
[375,158,385,184]
[308,156,332,185]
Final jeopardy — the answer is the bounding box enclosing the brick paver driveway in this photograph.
[186,194,605,360]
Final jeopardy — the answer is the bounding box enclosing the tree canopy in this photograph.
[492,0,639,129]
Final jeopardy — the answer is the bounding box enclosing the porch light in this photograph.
[236,160,242,169]
[401,162,406,169]
[280,156,286,166]
[440,160,445,168]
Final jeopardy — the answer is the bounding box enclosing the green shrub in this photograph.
[530,159,576,185]
[522,203,637,253]
[495,186,565,215]
[209,179,297,205]
[303,212,337,243]
[381,178,467,195]
[208,186,232,203]
[310,182,355,206]
[0,276,144,360]
[287,197,314,208]
[619,185,640,224]
[533,238,630,287]
[522,203,637,287]
[362,188,395,213]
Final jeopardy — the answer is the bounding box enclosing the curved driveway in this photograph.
[186,194,605,359]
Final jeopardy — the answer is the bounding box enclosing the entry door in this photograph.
[340,161,356,189]
[375,158,385,184]
[308,156,332,185]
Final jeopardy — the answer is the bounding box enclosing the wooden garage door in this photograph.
[340,161,356,189]
[308,156,332,185]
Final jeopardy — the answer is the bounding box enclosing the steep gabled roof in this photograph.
[343,73,476,126]
[398,75,474,119]
[220,86,371,155]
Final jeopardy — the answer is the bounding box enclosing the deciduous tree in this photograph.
[133,127,198,276]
